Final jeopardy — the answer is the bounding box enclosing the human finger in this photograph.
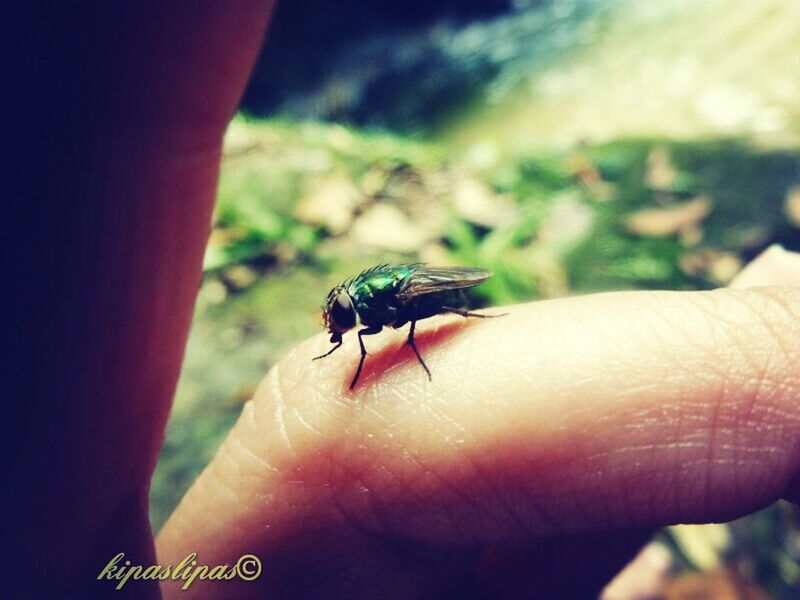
[158,286,800,598]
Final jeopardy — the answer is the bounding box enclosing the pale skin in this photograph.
[11,2,800,597]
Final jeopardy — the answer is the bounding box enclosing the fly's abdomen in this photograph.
[398,289,465,323]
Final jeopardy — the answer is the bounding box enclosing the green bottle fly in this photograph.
[314,263,498,389]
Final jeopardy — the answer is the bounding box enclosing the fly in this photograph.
[313,263,501,389]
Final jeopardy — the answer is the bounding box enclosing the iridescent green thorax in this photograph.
[347,264,422,328]
[347,264,420,299]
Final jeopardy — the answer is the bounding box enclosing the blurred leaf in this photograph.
[624,196,712,237]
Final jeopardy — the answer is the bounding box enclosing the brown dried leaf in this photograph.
[664,570,770,600]
[569,153,615,201]
[646,147,677,190]
[602,543,672,600]
[679,250,742,284]
[350,204,428,253]
[537,193,595,252]
[625,196,712,237]
[785,186,800,228]
[451,178,517,228]
[295,176,363,235]
[223,264,257,290]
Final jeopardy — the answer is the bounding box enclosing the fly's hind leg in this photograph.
[443,307,507,319]
[406,320,432,381]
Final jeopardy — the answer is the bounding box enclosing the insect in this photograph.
[313,263,500,389]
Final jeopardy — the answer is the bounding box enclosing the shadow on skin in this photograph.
[313,311,504,393]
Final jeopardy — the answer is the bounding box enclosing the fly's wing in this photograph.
[397,266,492,303]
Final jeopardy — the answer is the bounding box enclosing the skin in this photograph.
[10,2,800,597]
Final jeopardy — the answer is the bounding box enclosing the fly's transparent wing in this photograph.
[397,266,492,302]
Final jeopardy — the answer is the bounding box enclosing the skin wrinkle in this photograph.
[462,449,543,539]
[704,372,724,520]
[334,477,401,549]
[607,458,646,525]
[271,363,295,455]
[231,403,279,474]
[675,420,715,520]
[564,442,613,528]
[338,454,489,558]
[733,289,797,361]
[645,438,661,524]
[401,452,493,541]
[735,375,778,509]
[642,307,725,389]
[683,291,736,349]
[717,290,799,378]
[611,409,679,523]
[734,358,768,507]
[516,440,622,534]
[209,434,250,505]
[334,397,484,542]
[739,306,800,502]
[512,292,788,528]
[292,403,325,439]
[550,454,610,528]
[610,402,695,521]
[533,454,592,528]
[590,448,636,522]
[328,491,479,600]
[639,297,697,364]
[684,292,798,517]
[344,398,564,544]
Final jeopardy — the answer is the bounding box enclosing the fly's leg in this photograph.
[443,307,507,318]
[406,320,432,381]
[313,333,343,361]
[351,326,382,390]
[313,341,342,361]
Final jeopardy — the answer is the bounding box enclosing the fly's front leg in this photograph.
[313,333,343,361]
[351,325,382,390]
[406,320,431,381]
[312,342,342,360]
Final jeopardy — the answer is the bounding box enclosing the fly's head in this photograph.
[321,284,357,343]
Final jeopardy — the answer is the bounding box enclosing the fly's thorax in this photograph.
[348,268,407,299]
[346,286,398,329]
[342,269,402,327]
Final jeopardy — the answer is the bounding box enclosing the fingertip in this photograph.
[730,245,800,289]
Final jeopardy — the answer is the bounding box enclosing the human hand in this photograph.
[157,249,800,599]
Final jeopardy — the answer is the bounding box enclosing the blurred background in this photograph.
[151,0,800,596]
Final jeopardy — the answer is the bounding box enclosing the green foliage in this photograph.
[203,118,800,309]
